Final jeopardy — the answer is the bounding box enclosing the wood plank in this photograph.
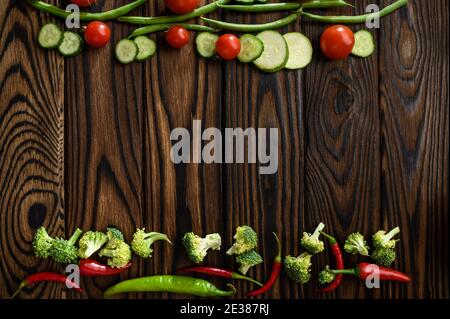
[379,0,449,298]
[64,0,144,298]
[222,10,305,299]
[141,1,224,298]
[0,0,65,298]
[302,1,381,299]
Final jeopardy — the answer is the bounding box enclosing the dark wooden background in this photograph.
[0,0,448,299]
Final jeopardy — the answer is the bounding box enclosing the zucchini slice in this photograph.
[351,30,375,58]
[283,32,313,70]
[237,34,264,63]
[133,36,156,61]
[253,30,288,73]
[195,32,219,58]
[115,39,138,64]
[58,31,83,57]
[38,23,63,49]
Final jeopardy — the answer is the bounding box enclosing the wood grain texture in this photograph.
[0,0,448,299]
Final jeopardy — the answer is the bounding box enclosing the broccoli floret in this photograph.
[78,231,108,259]
[235,250,263,275]
[344,232,370,256]
[99,241,132,268]
[226,226,257,255]
[319,265,336,285]
[131,228,172,258]
[32,226,55,259]
[50,228,83,264]
[106,227,124,242]
[371,248,396,267]
[182,232,221,263]
[372,226,400,249]
[300,222,325,254]
[284,252,312,284]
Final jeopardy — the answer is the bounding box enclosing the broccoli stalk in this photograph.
[99,228,132,268]
[300,222,325,254]
[371,226,400,267]
[131,228,172,258]
[283,252,313,284]
[32,226,55,259]
[319,265,336,285]
[344,232,370,256]
[78,231,108,259]
[226,225,258,255]
[182,232,222,263]
[236,250,263,275]
[50,228,83,264]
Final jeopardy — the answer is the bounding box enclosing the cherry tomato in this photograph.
[84,21,111,48]
[70,0,96,7]
[320,25,355,60]
[165,26,190,49]
[215,34,241,60]
[165,0,200,14]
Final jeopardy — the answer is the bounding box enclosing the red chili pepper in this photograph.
[247,232,282,297]
[79,259,132,277]
[317,231,344,292]
[177,267,262,286]
[10,272,82,299]
[332,262,411,282]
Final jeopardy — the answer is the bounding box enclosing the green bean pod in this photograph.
[118,0,231,25]
[201,11,301,32]
[219,1,352,13]
[103,275,237,298]
[27,0,147,21]
[302,0,408,23]
[129,24,219,38]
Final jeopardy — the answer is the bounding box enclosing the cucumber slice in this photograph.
[351,30,375,57]
[195,32,219,58]
[253,31,288,73]
[133,36,156,61]
[38,23,63,49]
[237,34,264,63]
[58,31,83,57]
[115,39,138,64]
[283,32,313,70]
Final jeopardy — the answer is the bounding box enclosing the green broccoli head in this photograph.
[372,226,400,249]
[371,248,396,267]
[182,232,222,263]
[99,241,132,268]
[131,228,172,258]
[32,226,55,259]
[236,250,263,275]
[284,252,312,284]
[344,232,370,256]
[226,225,258,255]
[300,222,325,254]
[78,231,108,259]
[318,265,336,285]
[50,228,83,264]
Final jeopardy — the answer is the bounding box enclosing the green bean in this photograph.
[302,0,408,23]
[118,0,231,25]
[219,1,352,13]
[129,23,219,38]
[27,0,147,21]
[201,10,301,32]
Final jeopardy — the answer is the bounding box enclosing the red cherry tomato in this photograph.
[165,26,190,49]
[215,34,241,60]
[70,0,96,7]
[84,21,111,48]
[165,0,200,14]
[320,25,355,60]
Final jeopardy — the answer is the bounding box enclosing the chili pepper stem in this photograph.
[320,231,337,245]
[273,232,281,262]
[10,281,27,299]
[231,273,263,286]
[331,268,358,276]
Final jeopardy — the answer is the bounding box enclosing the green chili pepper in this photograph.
[103,275,237,298]
[219,1,352,13]
[129,23,219,38]
[201,10,302,32]
[26,0,147,21]
[117,0,232,25]
[302,0,408,24]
